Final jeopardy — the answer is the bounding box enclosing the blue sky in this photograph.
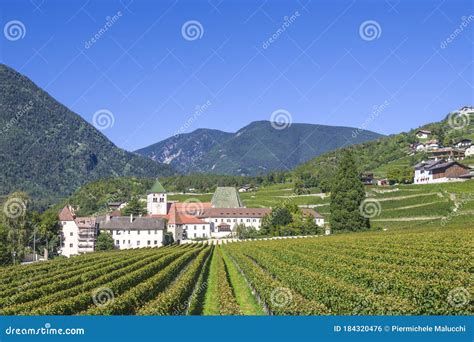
[0,0,472,151]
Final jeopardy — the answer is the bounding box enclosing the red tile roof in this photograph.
[59,206,75,221]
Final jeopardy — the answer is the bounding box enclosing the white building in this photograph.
[147,181,168,215]
[414,160,471,184]
[99,214,168,249]
[415,129,431,139]
[465,145,474,157]
[58,206,96,257]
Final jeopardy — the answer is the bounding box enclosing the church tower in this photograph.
[147,180,167,215]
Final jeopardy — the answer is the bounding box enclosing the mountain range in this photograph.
[0,64,173,208]
[135,121,383,175]
[0,63,385,207]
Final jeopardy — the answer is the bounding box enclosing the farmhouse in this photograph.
[413,160,471,184]
[453,139,472,149]
[415,129,431,139]
[465,145,474,157]
[428,147,465,161]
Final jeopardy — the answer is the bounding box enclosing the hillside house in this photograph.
[415,130,431,139]
[428,147,465,161]
[414,160,471,184]
[465,146,474,157]
[360,172,375,185]
[453,139,472,150]
[459,106,474,114]
[426,139,440,150]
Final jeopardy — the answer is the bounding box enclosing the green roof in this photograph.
[211,187,244,208]
[149,180,166,193]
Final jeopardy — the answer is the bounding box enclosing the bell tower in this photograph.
[147,180,167,215]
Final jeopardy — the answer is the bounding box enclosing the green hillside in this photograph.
[293,111,474,186]
[0,64,174,209]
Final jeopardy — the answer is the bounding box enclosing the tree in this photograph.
[234,223,259,239]
[329,150,370,232]
[387,166,414,184]
[96,231,115,251]
[121,197,147,216]
[0,225,11,265]
[162,232,174,246]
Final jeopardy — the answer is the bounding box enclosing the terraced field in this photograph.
[1,227,471,315]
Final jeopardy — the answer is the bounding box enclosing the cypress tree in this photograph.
[329,150,370,232]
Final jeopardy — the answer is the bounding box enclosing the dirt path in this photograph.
[372,216,443,222]
[375,193,439,202]
[383,201,448,211]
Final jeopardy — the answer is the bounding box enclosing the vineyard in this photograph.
[0,227,472,315]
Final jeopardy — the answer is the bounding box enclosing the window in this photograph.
[194,225,197,230]
[123,240,125,244]
[147,240,151,245]
[203,233,206,238]
[155,230,158,234]
[128,240,131,244]
[137,241,140,246]
[194,233,197,238]
[154,240,158,245]
[159,198,164,203]
[153,198,157,203]
[253,219,256,222]
[215,219,218,223]
[202,225,205,230]
[148,230,151,235]
[137,231,140,235]
[69,243,73,248]
[70,232,73,236]
[233,219,236,222]
[240,219,243,222]
[247,219,250,222]
[116,240,119,245]
[128,230,130,234]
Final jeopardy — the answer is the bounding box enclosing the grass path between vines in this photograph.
[221,248,264,315]
[202,247,264,315]
[202,249,219,315]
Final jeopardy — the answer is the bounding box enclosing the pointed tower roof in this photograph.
[211,187,244,208]
[148,179,166,193]
[59,205,75,221]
